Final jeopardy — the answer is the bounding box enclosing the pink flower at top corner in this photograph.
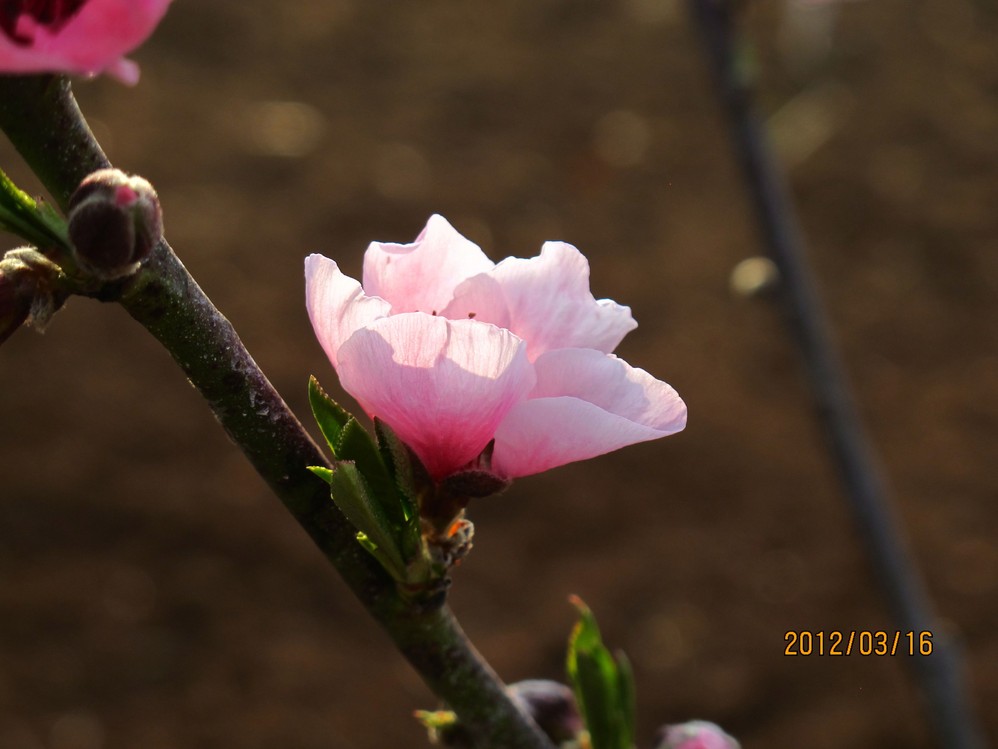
[0,0,173,85]
[305,214,687,481]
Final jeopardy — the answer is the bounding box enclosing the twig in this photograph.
[0,75,553,749]
[685,3,986,748]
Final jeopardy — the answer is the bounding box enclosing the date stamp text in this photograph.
[784,630,934,656]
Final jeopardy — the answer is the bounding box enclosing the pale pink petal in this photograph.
[362,214,494,315]
[305,254,391,370]
[439,272,511,328]
[0,0,172,83]
[530,348,686,427]
[491,349,686,478]
[103,56,140,85]
[449,241,637,360]
[336,313,535,479]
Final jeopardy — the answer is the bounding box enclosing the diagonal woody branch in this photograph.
[0,74,552,749]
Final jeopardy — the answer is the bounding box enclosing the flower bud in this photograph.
[654,720,741,749]
[67,168,162,279]
[508,680,584,745]
[0,263,32,345]
[0,247,62,345]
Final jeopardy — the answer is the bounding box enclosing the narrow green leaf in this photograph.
[566,596,635,749]
[36,202,70,246]
[0,168,68,249]
[335,417,404,526]
[355,531,378,553]
[354,532,410,579]
[327,461,406,578]
[306,465,334,484]
[307,375,351,456]
[573,649,618,749]
[615,650,636,749]
[374,418,425,561]
[374,417,419,521]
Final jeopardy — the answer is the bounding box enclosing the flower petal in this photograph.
[491,348,686,477]
[530,348,687,427]
[656,721,741,749]
[440,271,511,329]
[0,0,172,83]
[448,241,636,360]
[305,254,390,370]
[336,313,535,479]
[362,214,494,315]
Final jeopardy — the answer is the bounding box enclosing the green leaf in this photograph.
[306,465,334,484]
[615,650,636,749]
[307,375,351,456]
[0,168,69,250]
[374,418,425,560]
[566,596,636,749]
[328,461,406,579]
[356,532,413,579]
[307,382,429,582]
[335,417,402,523]
[309,377,412,535]
[374,417,420,520]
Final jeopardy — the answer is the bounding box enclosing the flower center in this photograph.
[0,0,89,46]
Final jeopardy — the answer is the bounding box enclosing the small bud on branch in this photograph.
[67,168,162,280]
[0,246,64,344]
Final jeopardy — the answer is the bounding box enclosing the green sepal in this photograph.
[306,465,334,484]
[0,168,70,251]
[328,461,406,579]
[438,468,509,501]
[566,596,636,749]
[307,375,351,456]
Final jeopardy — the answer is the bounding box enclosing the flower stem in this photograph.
[0,75,552,749]
[686,3,986,748]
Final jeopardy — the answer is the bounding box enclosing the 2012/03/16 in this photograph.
[784,630,934,656]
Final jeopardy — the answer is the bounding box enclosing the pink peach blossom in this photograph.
[0,0,172,84]
[305,215,686,480]
[655,720,741,749]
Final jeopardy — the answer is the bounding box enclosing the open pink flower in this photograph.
[305,215,686,480]
[0,0,172,84]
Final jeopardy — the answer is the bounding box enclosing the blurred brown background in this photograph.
[1,1,996,747]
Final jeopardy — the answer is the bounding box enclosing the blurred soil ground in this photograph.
[1,1,996,747]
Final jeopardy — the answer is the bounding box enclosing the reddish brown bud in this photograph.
[67,168,162,279]
[508,680,584,744]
